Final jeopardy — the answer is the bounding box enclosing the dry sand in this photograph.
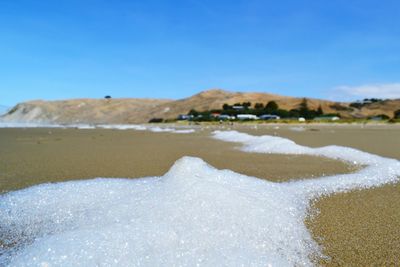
[1,124,399,265]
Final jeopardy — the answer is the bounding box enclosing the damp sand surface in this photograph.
[0,127,354,192]
[232,123,400,266]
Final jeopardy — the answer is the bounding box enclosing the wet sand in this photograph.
[0,127,355,192]
[230,123,400,159]
[234,123,400,266]
[1,124,400,265]
[307,183,400,266]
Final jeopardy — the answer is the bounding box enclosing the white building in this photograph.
[237,114,259,120]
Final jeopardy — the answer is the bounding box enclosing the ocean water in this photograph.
[0,131,399,266]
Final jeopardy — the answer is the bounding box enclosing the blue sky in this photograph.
[1,0,400,106]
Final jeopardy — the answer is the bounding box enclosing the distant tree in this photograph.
[188,109,199,117]
[265,101,278,112]
[299,98,308,110]
[350,102,363,109]
[317,105,323,116]
[198,111,212,121]
[289,109,300,118]
[222,103,231,110]
[242,102,251,109]
[394,109,400,119]
[299,98,311,119]
[275,109,290,118]
[104,95,112,99]
[254,103,264,109]
[370,98,382,103]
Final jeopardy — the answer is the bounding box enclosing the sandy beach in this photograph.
[0,126,356,192]
[0,123,399,265]
[224,123,400,265]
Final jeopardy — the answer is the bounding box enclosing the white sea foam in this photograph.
[0,122,96,129]
[0,157,311,266]
[148,127,195,134]
[0,131,399,266]
[212,130,400,196]
[97,124,147,131]
[68,124,97,129]
[101,125,196,134]
[0,122,196,134]
[0,122,65,128]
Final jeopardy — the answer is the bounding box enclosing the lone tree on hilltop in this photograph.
[104,95,112,99]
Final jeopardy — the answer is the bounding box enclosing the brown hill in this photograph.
[146,89,354,120]
[1,98,171,124]
[1,89,399,123]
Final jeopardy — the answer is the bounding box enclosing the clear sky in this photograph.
[1,0,400,106]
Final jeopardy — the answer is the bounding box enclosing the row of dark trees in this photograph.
[349,98,384,109]
[149,103,399,123]
[186,99,337,121]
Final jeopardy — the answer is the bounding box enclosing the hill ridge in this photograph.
[1,89,399,123]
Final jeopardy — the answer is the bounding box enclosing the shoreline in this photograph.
[0,127,356,193]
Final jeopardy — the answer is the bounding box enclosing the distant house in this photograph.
[232,105,245,110]
[218,114,234,120]
[177,114,193,120]
[259,114,280,120]
[237,114,258,120]
[314,116,340,121]
[370,116,383,121]
[298,117,306,122]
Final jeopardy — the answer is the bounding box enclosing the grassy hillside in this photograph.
[1,89,399,123]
